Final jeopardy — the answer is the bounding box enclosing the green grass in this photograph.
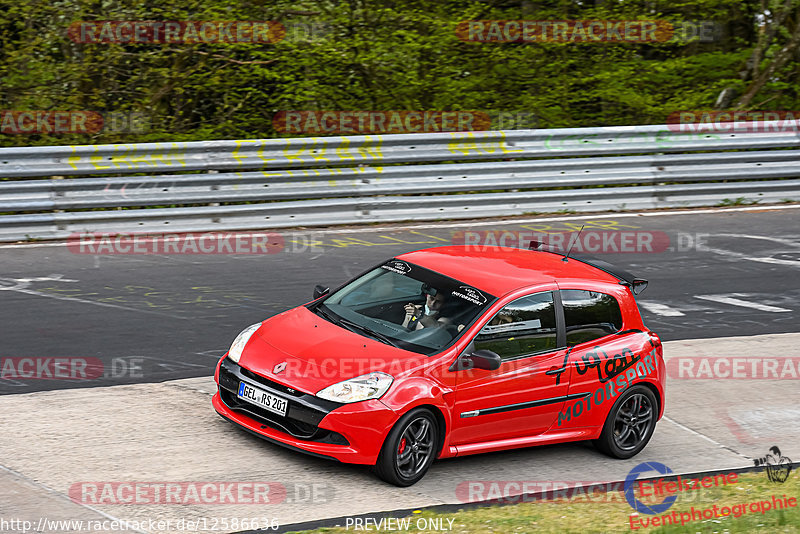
[292,470,800,534]
[717,197,761,206]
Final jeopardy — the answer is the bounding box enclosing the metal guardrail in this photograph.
[1,124,799,242]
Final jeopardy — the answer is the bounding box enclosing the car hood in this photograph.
[238,306,422,394]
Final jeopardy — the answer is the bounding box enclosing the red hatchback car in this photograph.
[213,245,665,486]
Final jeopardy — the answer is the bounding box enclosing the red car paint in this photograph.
[213,246,665,471]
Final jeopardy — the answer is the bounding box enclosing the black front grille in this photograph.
[219,388,348,445]
[239,367,304,397]
[218,358,348,446]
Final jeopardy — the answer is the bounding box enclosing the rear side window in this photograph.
[561,289,623,346]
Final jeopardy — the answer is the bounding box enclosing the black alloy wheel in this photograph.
[374,408,438,486]
[595,385,658,459]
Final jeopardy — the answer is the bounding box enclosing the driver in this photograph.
[403,288,450,330]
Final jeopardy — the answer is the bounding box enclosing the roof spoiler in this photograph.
[528,240,649,294]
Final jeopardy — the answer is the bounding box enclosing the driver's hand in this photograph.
[404,303,422,317]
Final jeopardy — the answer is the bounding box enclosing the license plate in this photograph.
[237,382,288,416]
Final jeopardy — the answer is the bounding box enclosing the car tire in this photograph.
[595,385,658,459]
[374,408,438,486]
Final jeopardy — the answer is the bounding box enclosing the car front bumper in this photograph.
[213,356,397,465]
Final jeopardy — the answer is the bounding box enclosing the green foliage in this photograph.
[1,0,798,146]
[717,197,761,206]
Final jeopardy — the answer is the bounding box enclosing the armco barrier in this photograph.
[1,124,799,241]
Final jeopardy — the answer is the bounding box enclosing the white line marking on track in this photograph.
[0,275,191,319]
[695,294,792,313]
[0,274,78,290]
[10,287,192,319]
[699,233,800,267]
[0,463,149,534]
[1,204,798,248]
[662,416,751,462]
[638,302,686,317]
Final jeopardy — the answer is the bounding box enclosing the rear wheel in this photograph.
[595,385,657,459]
[374,408,438,486]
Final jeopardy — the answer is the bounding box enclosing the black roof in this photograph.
[529,240,648,293]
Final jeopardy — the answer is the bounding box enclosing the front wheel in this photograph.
[374,408,438,486]
[595,385,657,459]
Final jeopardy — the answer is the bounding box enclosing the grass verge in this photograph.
[290,469,799,534]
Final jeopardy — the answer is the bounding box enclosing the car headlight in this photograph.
[316,371,394,403]
[226,323,262,364]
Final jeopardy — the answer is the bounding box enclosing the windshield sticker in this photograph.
[381,260,411,274]
[452,286,487,305]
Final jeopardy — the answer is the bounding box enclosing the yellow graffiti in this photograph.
[96,296,128,304]
[409,230,450,242]
[336,138,356,161]
[283,140,321,163]
[448,131,523,156]
[357,136,383,159]
[286,232,445,249]
[309,138,330,163]
[88,151,112,170]
[257,143,277,165]
[97,144,189,169]
[68,146,80,170]
[232,140,259,165]
[378,235,442,245]
[520,219,641,233]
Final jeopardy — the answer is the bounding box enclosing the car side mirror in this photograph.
[471,349,502,370]
[313,285,330,300]
[450,349,502,372]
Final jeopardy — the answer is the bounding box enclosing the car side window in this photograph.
[561,289,623,346]
[473,292,557,360]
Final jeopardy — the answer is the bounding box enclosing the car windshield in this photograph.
[313,259,496,355]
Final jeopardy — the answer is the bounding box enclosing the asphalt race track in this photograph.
[1,206,799,394]
[1,205,799,532]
